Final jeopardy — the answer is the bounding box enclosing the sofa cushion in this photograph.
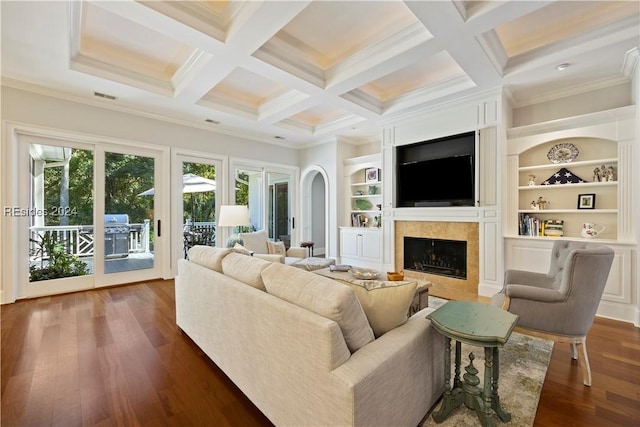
[267,240,286,255]
[222,252,271,291]
[188,246,232,273]
[261,262,375,353]
[232,243,253,256]
[239,230,269,254]
[337,279,417,337]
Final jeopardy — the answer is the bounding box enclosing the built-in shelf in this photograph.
[518,209,617,214]
[519,158,617,172]
[518,182,617,190]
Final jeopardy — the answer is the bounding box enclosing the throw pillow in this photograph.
[337,279,417,338]
[266,240,286,255]
[232,243,252,256]
[261,262,374,353]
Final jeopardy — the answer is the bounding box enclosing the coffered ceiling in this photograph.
[2,1,638,148]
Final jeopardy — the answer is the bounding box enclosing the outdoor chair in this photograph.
[492,240,614,386]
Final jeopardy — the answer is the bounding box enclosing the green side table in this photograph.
[427,301,518,427]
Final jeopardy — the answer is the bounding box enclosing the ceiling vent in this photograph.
[93,91,117,100]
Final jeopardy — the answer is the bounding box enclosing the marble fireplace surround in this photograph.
[394,221,479,295]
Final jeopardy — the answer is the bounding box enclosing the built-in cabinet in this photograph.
[505,106,637,323]
[339,227,382,269]
[340,154,383,268]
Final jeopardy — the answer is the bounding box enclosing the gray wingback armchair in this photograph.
[492,240,614,386]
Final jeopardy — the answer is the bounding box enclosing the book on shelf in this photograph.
[518,214,564,237]
[543,219,564,237]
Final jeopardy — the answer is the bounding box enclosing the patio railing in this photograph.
[30,220,151,259]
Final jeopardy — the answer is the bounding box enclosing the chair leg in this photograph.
[574,337,592,387]
[570,342,578,360]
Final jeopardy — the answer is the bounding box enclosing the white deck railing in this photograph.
[29,220,151,259]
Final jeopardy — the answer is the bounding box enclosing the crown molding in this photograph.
[1,78,302,149]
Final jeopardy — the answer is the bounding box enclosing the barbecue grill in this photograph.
[105,214,130,258]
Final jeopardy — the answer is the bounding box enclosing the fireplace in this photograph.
[394,221,479,295]
[404,237,467,279]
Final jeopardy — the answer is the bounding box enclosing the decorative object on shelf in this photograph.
[581,222,605,238]
[374,214,382,228]
[541,167,586,185]
[543,219,564,237]
[605,165,616,181]
[547,142,579,163]
[528,175,536,186]
[355,190,364,196]
[354,198,373,210]
[594,165,616,182]
[352,268,380,280]
[365,167,380,183]
[577,193,596,209]
[531,196,549,210]
[368,185,378,195]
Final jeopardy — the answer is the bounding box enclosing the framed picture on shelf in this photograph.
[577,193,596,209]
[365,167,379,183]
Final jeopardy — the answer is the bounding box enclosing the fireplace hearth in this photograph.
[404,236,467,279]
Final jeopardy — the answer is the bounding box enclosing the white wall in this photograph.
[512,82,632,127]
[1,87,299,165]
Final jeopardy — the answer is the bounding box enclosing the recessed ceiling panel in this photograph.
[288,104,349,127]
[358,51,466,102]
[267,1,425,69]
[202,67,288,107]
[80,2,194,81]
[495,1,639,57]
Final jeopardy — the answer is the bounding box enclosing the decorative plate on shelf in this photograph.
[547,143,579,163]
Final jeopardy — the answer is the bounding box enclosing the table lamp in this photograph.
[218,205,251,248]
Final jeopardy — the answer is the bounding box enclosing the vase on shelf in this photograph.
[369,185,378,195]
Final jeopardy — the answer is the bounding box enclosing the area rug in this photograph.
[421,297,554,427]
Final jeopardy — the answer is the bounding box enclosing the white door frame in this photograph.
[300,165,330,257]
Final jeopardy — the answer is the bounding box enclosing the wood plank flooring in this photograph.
[2,280,639,426]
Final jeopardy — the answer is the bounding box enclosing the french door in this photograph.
[20,135,167,298]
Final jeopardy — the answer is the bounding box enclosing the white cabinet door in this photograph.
[340,229,360,258]
[360,230,382,261]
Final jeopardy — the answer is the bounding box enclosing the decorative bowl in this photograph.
[352,269,380,280]
[387,271,404,281]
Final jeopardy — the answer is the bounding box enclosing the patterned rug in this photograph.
[421,297,554,427]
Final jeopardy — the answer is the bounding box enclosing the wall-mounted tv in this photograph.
[395,131,476,207]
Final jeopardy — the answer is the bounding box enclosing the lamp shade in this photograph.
[218,205,250,227]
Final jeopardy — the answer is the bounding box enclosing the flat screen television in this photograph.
[396,131,476,207]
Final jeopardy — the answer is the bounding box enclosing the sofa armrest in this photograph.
[286,247,307,258]
[330,310,445,426]
[254,253,285,263]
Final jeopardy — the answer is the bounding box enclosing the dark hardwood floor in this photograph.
[2,280,639,426]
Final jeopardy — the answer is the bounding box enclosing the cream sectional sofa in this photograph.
[175,246,445,427]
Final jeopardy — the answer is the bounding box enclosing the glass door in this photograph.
[26,142,95,296]
[268,172,291,247]
[21,137,166,297]
[94,147,164,287]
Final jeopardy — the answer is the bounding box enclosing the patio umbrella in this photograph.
[138,173,216,224]
[137,173,216,196]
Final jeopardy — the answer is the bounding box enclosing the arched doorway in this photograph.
[300,166,329,257]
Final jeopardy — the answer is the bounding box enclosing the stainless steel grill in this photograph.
[105,214,130,258]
